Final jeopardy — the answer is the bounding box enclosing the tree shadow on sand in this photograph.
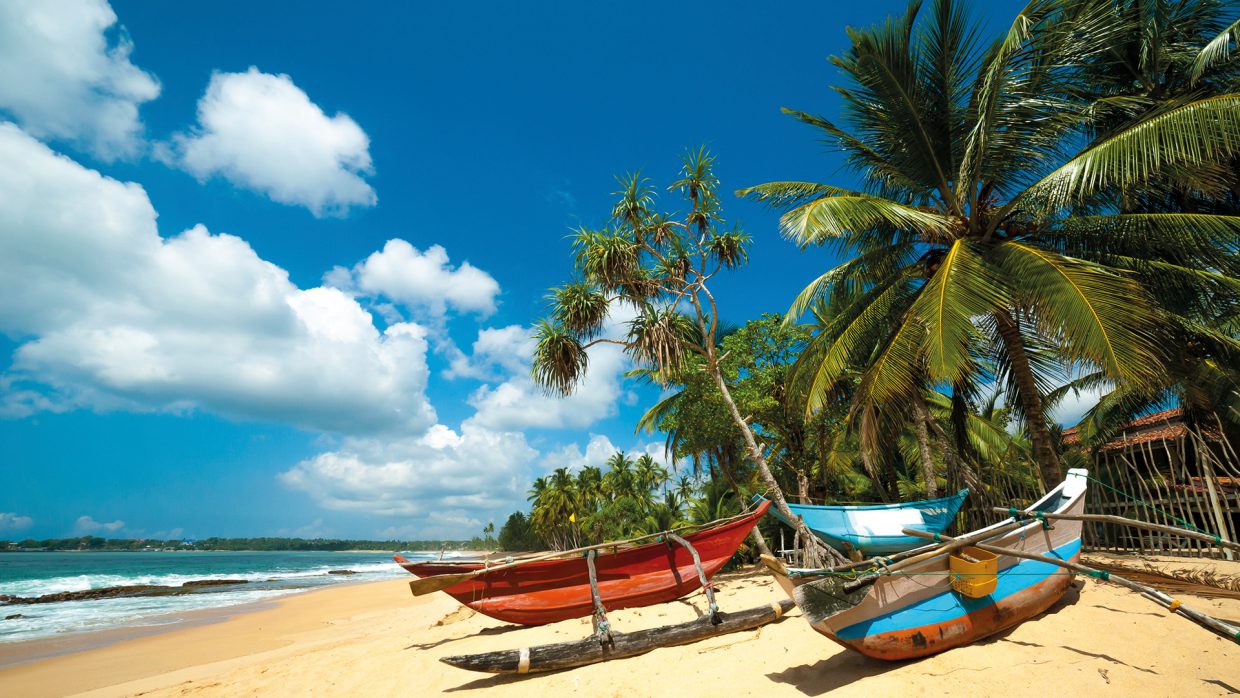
[404,623,525,651]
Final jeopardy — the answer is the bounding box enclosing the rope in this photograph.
[1006,508,1052,530]
[1084,474,1220,542]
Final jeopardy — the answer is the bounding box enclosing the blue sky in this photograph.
[0,0,1039,541]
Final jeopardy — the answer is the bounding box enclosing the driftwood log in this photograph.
[440,598,795,674]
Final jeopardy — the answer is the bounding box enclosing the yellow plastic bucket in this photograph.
[949,546,998,598]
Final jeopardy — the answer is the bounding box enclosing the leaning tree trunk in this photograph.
[706,361,848,568]
[714,450,774,558]
[910,394,941,499]
[994,311,1062,487]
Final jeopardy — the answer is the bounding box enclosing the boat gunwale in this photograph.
[754,488,969,513]
[398,501,769,577]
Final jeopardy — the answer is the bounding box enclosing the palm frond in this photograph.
[740,182,955,246]
[531,320,588,396]
[990,242,1165,384]
[908,239,1008,384]
[1013,95,1240,216]
[1192,16,1240,83]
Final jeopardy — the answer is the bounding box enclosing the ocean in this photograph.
[0,550,459,644]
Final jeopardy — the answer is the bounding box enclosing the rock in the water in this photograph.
[0,580,251,605]
[328,569,356,575]
[5,613,24,620]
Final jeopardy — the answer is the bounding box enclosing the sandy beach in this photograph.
[0,555,1236,698]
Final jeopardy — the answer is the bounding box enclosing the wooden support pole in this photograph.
[667,533,720,624]
[989,509,1240,553]
[586,549,612,644]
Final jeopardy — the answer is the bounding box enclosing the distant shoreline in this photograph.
[0,549,403,554]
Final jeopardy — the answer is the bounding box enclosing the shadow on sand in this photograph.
[765,582,1085,695]
[404,623,525,651]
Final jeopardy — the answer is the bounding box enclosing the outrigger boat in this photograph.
[395,500,770,626]
[755,488,969,556]
[763,470,1088,660]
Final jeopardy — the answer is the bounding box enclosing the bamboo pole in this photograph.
[989,509,1240,552]
[1192,430,1236,561]
[903,530,1240,645]
[1179,433,1215,558]
[1161,438,1202,556]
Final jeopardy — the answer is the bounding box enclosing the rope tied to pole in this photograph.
[1083,474,1213,537]
[1006,507,1052,529]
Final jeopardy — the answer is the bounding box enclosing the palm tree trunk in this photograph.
[796,470,810,504]
[994,311,1063,487]
[910,394,940,499]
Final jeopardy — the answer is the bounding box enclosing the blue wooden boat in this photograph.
[763,469,1089,660]
[754,488,969,556]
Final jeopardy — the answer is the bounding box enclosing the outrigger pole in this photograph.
[990,508,1240,553]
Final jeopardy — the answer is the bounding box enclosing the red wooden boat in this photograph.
[394,501,769,626]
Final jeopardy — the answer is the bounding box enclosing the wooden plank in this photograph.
[439,598,795,674]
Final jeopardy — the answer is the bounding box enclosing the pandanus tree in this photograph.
[532,149,849,566]
[741,0,1240,489]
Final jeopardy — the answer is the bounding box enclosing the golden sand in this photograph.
[1,556,1237,697]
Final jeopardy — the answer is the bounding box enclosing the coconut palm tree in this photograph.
[741,0,1240,488]
[528,467,580,550]
[602,452,638,501]
[634,453,670,500]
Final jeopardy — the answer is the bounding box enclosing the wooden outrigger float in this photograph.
[440,598,795,674]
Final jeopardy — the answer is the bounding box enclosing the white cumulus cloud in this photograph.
[465,328,633,431]
[0,0,159,160]
[74,515,125,534]
[446,325,536,380]
[330,239,501,320]
[161,68,375,217]
[279,424,538,536]
[0,512,34,533]
[0,123,434,434]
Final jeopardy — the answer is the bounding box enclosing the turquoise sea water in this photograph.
[0,550,456,644]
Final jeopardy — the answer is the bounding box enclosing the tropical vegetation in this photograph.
[489,0,1239,563]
